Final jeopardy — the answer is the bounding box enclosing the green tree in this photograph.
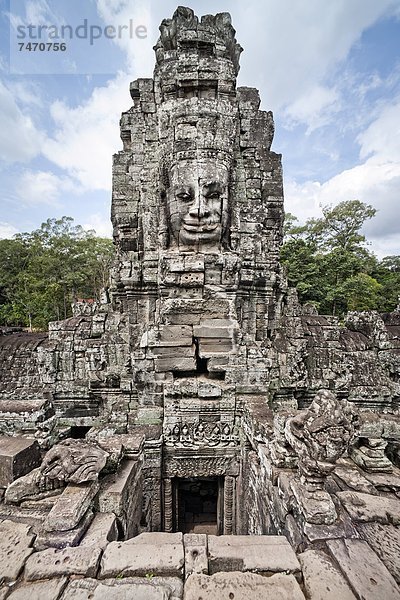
[312,200,376,252]
[372,255,400,312]
[281,200,381,316]
[338,273,382,311]
[0,217,114,330]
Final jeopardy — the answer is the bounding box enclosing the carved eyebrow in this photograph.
[202,181,224,192]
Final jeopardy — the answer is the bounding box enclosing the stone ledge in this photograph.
[207,535,301,576]
[99,533,185,579]
[184,571,305,600]
[23,546,102,581]
[326,538,400,600]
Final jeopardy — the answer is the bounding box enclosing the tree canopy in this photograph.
[1,206,398,330]
[0,217,114,331]
[281,200,399,317]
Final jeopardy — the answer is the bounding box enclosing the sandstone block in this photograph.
[326,538,400,600]
[198,341,233,356]
[0,520,35,582]
[207,535,300,575]
[127,532,183,545]
[145,326,193,348]
[184,571,305,600]
[0,436,41,487]
[334,462,378,495]
[62,577,183,600]
[193,326,232,338]
[291,479,337,525]
[99,533,184,579]
[24,546,102,581]
[299,549,356,600]
[337,490,400,524]
[184,533,208,577]
[6,577,68,600]
[97,459,142,538]
[359,522,400,585]
[155,357,196,373]
[147,345,195,358]
[34,509,94,550]
[43,481,99,532]
[80,512,118,548]
[364,470,400,492]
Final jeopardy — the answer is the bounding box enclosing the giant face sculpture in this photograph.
[166,158,230,249]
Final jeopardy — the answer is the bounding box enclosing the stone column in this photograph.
[223,475,235,535]
[163,478,173,532]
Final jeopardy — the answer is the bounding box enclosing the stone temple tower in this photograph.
[1,7,399,555]
[109,6,286,531]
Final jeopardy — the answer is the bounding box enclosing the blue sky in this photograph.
[0,0,400,257]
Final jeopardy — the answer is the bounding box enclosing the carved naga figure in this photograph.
[285,389,355,492]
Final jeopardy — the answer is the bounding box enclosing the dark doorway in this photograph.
[69,426,91,439]
[176,477,221,534]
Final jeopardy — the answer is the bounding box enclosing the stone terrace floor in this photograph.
[0,527,399,599]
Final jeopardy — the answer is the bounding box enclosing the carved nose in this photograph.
[189,195,209,218]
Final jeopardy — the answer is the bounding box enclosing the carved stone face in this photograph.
[166,158,229,249]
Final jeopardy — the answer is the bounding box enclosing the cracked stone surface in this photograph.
[184,571,305,600]
[299,549,357,600]
[24,546,102,581]
[0,520,35,583]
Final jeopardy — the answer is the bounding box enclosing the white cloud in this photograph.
[0,81,43,163]
[42,73,130,191]
[367,233,400,258]
[96,0,154,74]
[0,222,19,239]
[6,80,43,108]
[0,54,8,73]
[15,170,79,206]
[83,213,112,238]
[37,0,155,191]
[8,0,64,30]
[236,0,398,126]
[285,85,340,133]
[284,97,400,257]
[25,0,56,24]
[284,179,323,222]
[358,100,400,163]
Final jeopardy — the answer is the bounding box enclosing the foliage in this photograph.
[281,200,399,317]
[0,217,114,330]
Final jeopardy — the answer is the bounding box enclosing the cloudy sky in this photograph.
[1,0,400,257]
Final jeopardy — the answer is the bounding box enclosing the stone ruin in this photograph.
[0,7,399,599]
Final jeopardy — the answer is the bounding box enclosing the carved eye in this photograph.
[176,192,192,201]
[207,191,221,200]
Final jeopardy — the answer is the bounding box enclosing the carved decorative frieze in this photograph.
[163,454,239,478]
[164,419,240,448]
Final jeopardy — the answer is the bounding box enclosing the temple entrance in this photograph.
[177,477,221,534]
[163,477,224,534]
